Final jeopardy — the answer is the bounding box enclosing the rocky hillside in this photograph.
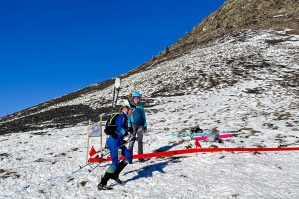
[170,0,299,52]
[0,0,298,135]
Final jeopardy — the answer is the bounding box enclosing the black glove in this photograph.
[121,140,127,145]
[124,130,128,137]
[144,127,147,131]
[110,132,118,139]
[128,127,133,133]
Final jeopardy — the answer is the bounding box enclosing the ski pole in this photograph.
[94,137,135,159]
[88,161,104,172]
[78,137,135,170]
[87,138,136,173]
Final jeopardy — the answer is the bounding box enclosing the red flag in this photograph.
[98,156,104,162]
[195,140,202,148]
[89,146,97,157]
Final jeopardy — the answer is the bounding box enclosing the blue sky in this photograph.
[0,0,225,117]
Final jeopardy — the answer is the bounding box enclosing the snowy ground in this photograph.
[1,127,299,199]
[1,85,299,199]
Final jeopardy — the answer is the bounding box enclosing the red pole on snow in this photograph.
[88,147,299,163]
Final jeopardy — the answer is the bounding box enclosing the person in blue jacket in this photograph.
[128,90,147,163]
[98,105,133,190]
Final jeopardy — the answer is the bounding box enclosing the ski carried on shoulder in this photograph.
[103,77,122,149]
[111,77,121,113]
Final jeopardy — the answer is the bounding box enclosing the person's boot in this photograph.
[111,161,128,184]
[98,172,113,190]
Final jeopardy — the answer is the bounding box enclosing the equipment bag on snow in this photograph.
[104,113,120,137]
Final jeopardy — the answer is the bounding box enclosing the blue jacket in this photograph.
[113,112,128,145]
[128,104,147,128]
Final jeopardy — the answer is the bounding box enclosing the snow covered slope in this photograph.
[1,29,299,199]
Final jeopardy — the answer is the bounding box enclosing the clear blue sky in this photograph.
[0,0,225,117]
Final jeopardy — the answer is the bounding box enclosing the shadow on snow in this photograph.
[123,155,188,184]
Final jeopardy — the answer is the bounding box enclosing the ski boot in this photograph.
[98,183,113,190]
[111,161,128,184]
[98,172,113,190]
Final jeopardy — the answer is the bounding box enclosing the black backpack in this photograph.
[104,113,120,136]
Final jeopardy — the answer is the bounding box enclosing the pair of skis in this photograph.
[171,131,231,137]
[194,133,232,141]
